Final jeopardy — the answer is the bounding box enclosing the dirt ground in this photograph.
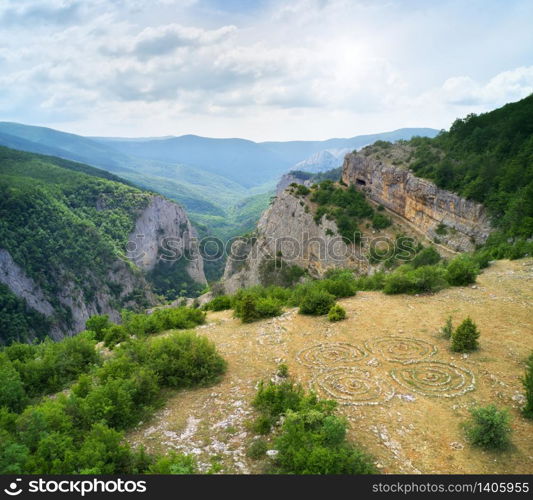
[127,259,533,474]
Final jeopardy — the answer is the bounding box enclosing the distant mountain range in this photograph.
[0,122,439,238]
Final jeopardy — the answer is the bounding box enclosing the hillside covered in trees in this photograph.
[0,148,157,344]
[405,93,533,254]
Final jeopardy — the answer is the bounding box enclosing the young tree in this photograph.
[451,317,480,352]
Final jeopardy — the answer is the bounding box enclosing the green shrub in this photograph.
[411,247,441,268]
[252,414,276,435]
[250,378,375,475]
[75,423,137,474]
[441,316,453,338]
[255,297,283,318]
[103,325,129,348]
[146,332,227,388]
[277,363,289,378]
[0,356,28,412]
[465,405,512,450]
[9,336,100,398]
[446,255,479,286]
[85,315,112,341]
[328,304,347,322]
[371,213,391,230]
[294,184,311,196]
[252,380,306,421]
[353,272,386,291]
[121,307,205,336]
[383,265,448,295]
[233,292,258,323]
[299,289,336,315]
[232,289,285,323]
[205,295,232,311]
[522,351,533,419]
[150,307,205,331]
[320,277,357,298]
[275,408,376,474]
[147,452,197,474]
[247,439,269,459]
[451,317,480,352]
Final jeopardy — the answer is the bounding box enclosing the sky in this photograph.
[0,0,532,141]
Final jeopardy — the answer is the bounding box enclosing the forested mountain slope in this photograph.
[0,147,205,344]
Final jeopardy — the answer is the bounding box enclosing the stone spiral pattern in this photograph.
[296,342,368,368]
[390,361,475,398]
[311,368,395,406]
[297,338,476,405]
[365,336,437,364]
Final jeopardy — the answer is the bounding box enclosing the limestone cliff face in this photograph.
[222,190,366,294]
[126,195,206,285]
[342,150,492,252]
[0,247,153,340]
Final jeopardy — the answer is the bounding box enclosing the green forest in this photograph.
[405,93,533,255]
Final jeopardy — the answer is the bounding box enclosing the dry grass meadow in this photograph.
[127,259,533,474]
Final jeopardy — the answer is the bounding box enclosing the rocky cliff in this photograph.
[222,189,366,294]
[275,172,313,195]
[0,246,153,340]
[126,195,206,285]
[341,145,492,252]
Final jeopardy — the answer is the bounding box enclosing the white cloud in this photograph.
[0,0,532,139]
[441,67,533,107]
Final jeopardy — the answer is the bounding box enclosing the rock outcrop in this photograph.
[275,172,313,195]
[126,195,206,285]
[342,148,492,252]
[222,190,366,294]
[0,247,152,340]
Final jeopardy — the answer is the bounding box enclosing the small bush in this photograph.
[320,277,357,299]
[205,295,232,311]
[236,294,259,323]
[411,247,441,268]
[85,315,112,341]
[522,351,533,419]
[252,415,276,435]
[275,408,376,474]
[451,317,480,352]
[147,452,197,474]
[383,265,448,295]
[353,272,386,291]
[328,304,346,322]
[441,316,453,338]
[446,256,479,286]
[247,439,269,459]
[146,332,227,388]
[465,405,512,450]
[294,184,311,196]
[371,213,391,230]
[299,289,336,315]
[255,297,283,319]
[277,363,289,378]
[232,290,284,323]
[103,325,129,348]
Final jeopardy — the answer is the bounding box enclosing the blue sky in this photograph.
[0,0,532,140]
